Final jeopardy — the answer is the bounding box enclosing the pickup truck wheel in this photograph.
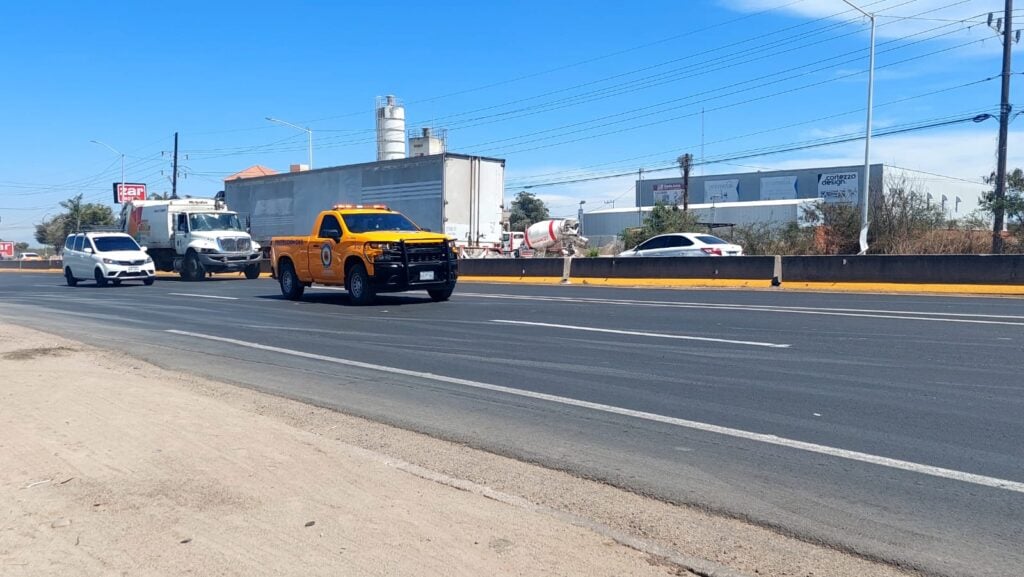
[345,263,375,306]
[244,263,261,279]
[427,284,455,302]
[94,268,108,287]
[183,251,205,282]
[65,268,78,287]
[278,261,305,300]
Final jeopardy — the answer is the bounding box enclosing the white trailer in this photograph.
[223,153,505,253]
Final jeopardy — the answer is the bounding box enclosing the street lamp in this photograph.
[577,200,586,235]
[841,0,876,254]
[266,117,313,169]
[90,139,124,205]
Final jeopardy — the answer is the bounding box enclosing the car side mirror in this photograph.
[325,229,341,243]
[84,248,93,254]
[140,246,148,253]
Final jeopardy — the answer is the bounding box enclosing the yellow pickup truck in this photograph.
[270,204,458,305]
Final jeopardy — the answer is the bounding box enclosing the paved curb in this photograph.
[458,276,1024,296]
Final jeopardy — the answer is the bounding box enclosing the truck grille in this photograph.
[405,242,447,263]
[219,238,251,252]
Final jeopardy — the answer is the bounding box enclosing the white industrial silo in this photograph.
[376,95,406,161]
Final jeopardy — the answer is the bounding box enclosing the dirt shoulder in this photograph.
[0,322,913,577]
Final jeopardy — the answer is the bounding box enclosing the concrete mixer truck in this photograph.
[518,219,587,256]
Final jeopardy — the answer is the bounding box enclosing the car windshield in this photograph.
[342,213,419,233]
[696,235,728,245]
[92,236,141,252]
[189,212,243,232]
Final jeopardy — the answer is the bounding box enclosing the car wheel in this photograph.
[64,267,78,287]
[182,250,204,282]
[244,263,261,279]
[143,277,155,286]
[427,284,454,302]
[94,268,108,287]
[112,279,122,287]
[345,262,375,306]
[278,260,304,300]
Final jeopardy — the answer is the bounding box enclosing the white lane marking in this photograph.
[492,319,790,348]
[462,294,1024,326]
[167,293,239,300]
[166,329,1024,495]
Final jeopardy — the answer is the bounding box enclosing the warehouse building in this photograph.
[583,163,885,246]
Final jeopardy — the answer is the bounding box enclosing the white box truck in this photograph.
[122,198,263,281]
[223,153,505,254]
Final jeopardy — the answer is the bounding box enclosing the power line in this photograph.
[514,112,994,190]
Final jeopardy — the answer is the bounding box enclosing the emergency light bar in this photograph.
[332,204,391,211]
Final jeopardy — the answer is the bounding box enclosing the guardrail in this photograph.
[458,255,1024,286]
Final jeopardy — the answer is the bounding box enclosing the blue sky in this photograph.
[0,0,1018,243]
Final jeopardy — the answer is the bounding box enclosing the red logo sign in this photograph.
[0,242,13,258]
[112,183,148,203]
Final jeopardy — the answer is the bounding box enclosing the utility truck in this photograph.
[271,204,457,305]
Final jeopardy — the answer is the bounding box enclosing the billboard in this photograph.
[704,179,739,203]
[652,183,684,204]
[760,175,797,200]
[0,241,13,259]
[112,183,147,204]
[817,172,858,204]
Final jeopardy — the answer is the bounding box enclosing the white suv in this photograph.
[63,232,156,287]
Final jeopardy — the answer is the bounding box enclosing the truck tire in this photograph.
[182,250,204,282]
[427,284,455,302]
[278,260,304,301]
[65,268,78,287]
[94,268,108,287]
[345,262,375,306]
[244,263,261,280]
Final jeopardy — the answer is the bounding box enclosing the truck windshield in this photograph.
[92,236,141,252]
[189,213,243,232]
[342,213,419,233]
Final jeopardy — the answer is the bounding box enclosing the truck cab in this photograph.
[271,205,458,305]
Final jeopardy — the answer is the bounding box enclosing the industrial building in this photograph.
[582,163,885,246]
[224,96,505,250]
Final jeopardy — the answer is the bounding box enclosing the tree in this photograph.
[14,242,28,252]
[620,202,701,249]
[982,168,1024,228]
[509,191,550,232]
[34,194,116,251]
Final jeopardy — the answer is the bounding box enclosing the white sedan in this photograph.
[619,233,743,257]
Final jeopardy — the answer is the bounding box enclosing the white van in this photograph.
[63,232,156,287]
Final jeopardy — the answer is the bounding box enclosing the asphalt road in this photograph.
[1,272,1022,577]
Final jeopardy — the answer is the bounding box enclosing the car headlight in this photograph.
[364,242,398,261]
[145,256,153,263]
[102,258,116,264]
[199,247,218,254]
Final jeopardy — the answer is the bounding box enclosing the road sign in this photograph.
[0,241,13,259]
[112,183,147,204]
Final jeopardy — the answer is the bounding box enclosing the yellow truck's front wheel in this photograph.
[345,262,376,306]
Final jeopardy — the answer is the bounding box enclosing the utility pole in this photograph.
[990,1,1014,253]
[171,132,179,200]
[637,168,644,227]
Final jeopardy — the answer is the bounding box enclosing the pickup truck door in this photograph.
[308,214,345,283]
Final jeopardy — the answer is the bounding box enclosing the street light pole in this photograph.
[90,139,124,205]
[266,117,313,169]
[841,0,875,254]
